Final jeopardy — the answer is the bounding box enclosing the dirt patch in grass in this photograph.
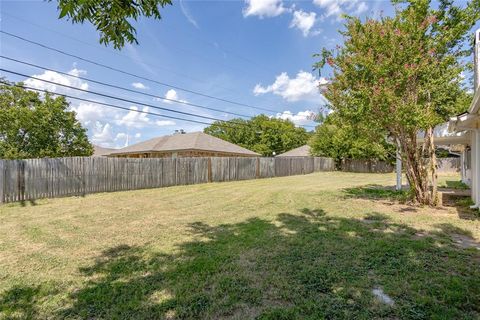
[450,234,480,250]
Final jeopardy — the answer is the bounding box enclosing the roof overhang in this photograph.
[449,112,480,132]
[469,88,480,114]
[417,131,471,146]
[449,81,480,132]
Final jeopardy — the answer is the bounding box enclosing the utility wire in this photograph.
[0,58,317,129]
[1,56,252,119]
[3,11,279,82]
[0,81,228,127]
[2,82,317,135]
[0,68,249,125]
[1,12,247,97]
[0,30,282,113]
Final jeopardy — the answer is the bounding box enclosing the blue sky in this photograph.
[0,0,475,148]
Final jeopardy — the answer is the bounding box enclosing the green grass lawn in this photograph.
[0,172,479,319]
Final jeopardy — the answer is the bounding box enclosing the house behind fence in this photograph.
[0,156,335,203]
[107,132,260,158]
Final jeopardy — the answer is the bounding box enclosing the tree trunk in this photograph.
[396,127,438,206]
[424,126,439,205]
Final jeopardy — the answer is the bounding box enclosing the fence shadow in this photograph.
[1,210,479,319]
[343,185,410,203]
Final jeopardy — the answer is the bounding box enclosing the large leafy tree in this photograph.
[204,115,310,156]
[314,0,478,205]
[0,82,93,159]
[53,0,172,49]
[309,113,394,165]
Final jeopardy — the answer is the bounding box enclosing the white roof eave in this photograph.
[469,88,480,114]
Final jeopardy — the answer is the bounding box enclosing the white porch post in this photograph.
[472,129,480,207]
[460,149,466,183]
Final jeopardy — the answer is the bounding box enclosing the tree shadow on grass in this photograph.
[0,285,42,319]
[343,185,480,221]
[343,185,411,203]
[1,210,479,319]
[0,283,59,319]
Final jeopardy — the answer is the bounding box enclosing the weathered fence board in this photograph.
[340,159,394,173]
[437,157,461,173]
[0,156,335,203]
[259,158,275,178]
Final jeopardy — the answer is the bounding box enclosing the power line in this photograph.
[1,82,318,135]
[1,11,248,97]
[0,81,224,127]
[0,68,250,125]
[0,58,317,129]
[1,55,252,119]
[3,11,279,80]
[0,30,282,114]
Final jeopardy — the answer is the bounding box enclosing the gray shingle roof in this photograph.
[276,145,311,157]
[93,145,117,157]
[108,132,259,156]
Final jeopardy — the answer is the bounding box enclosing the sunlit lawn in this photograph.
[0,171,479,319]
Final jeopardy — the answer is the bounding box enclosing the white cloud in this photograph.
[290,10,320,37]
[180,0,199,28]
[313,0,368,20]
[114,106,176,128]
[156,120,176,126]
[243,0,287,18]
[276,110,316,126]
[254,71,327,102]
[313,0,341,18]
[71,102,111,126]
[125,43,156,75]
[132,82,148,90]
[165,89,179,101]
[24,68,89,94]
[116,106,152,128]
[162,89,187,104]
[91,122,115,147]
[115,132,128,141]
[353,2,368,15]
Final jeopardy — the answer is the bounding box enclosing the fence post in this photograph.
[208,158,212,183]
[256,157,260,178]
[18,160,25,202]
[0,160,4,203]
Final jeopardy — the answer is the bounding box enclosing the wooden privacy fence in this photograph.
[340,159,394,173]
[0,156,334,203]
[340,158,461,174]
[437,157,461,173]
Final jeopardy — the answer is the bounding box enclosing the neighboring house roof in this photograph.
[108,132,260,156]
[276,145,311,157]
[93,145,117,157]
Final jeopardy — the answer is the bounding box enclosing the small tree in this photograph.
[204,115,311,156]
[52,0,172,49]
[0,82,93,159]
[310,113,394,165]
[314,0,478,205]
